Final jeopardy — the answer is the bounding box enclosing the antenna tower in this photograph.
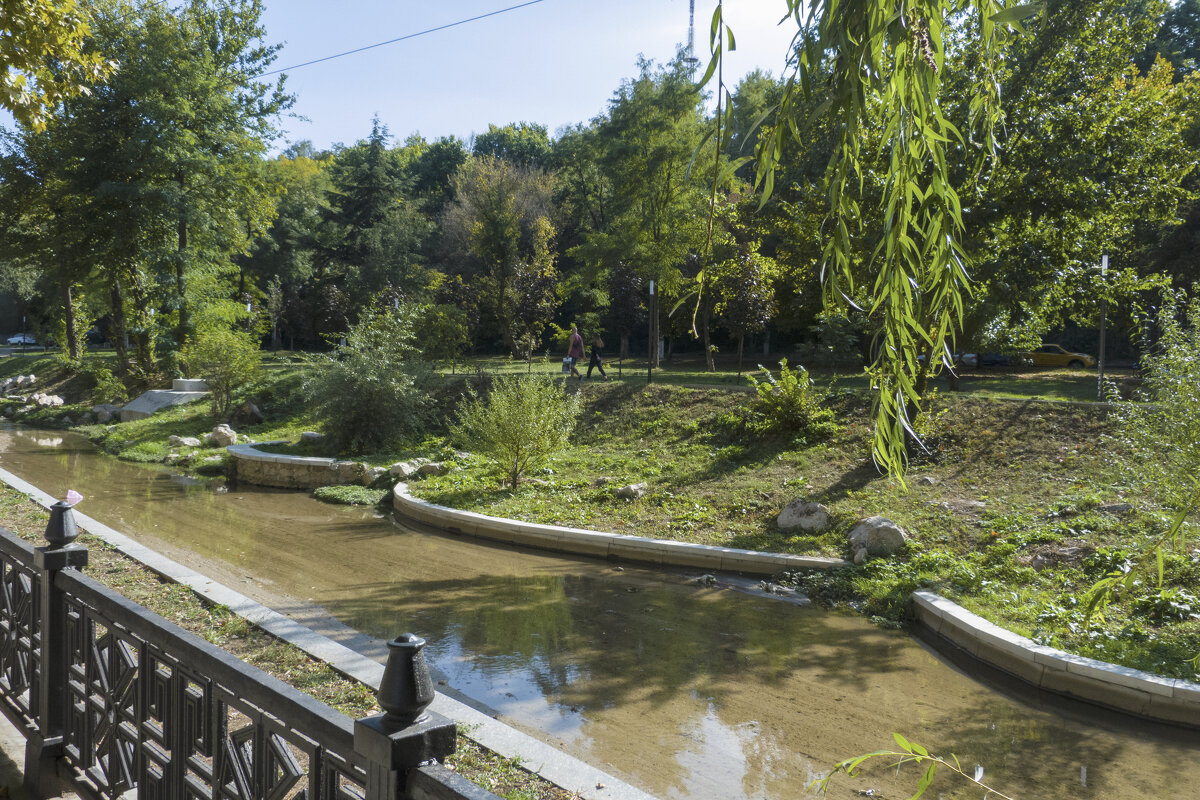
[685,0,700,75]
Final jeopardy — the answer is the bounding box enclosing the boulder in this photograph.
[389,461,418,480]
[417,462,448,477]
[776,499,831,533]
[231,400,264,425]
[32,393,64,407]
[1098,503,1134,516]
[333,461,366,483]
[211,424,237,446]
[168,435,202,448]
[78,412,94,425]
[60,416,74,427]
[299,431,325,444]
[916,475,938,486]
[363,466,389,487]
[847,516,910,559]
[92,403,121,424]
[615,482,648,500]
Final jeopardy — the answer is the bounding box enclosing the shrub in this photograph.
[745,359,839,440]
[1111,294,1200,512]
[180,327,263,418]
[451,376,581,488]
[80,363,127,404]
[312,485,388,506]
[303,304,435,454]
[118,442,168,463]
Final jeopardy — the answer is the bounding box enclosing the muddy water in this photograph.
[0,427,1196,800]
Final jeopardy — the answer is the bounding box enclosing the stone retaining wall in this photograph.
[393,482,846,575]
[227,442,366,489]
[914,590,1200,728]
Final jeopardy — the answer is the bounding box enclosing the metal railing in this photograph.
[0,506,497,800]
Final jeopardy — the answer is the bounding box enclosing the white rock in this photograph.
[299,431,325,443]
[616,482,648,500]
[363,466,389,486]
[169,435,202,448]
[776,499,831,532]
[211,424,237,446]
[417,462,448,477]
[847,516,910,558]
[390,461,418,479]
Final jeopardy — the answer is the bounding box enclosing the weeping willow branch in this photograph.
[699,0,1042,480]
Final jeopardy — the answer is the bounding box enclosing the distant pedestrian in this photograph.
[566,325,585,379]
[587,334,608,380]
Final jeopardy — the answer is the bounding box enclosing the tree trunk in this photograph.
[619,332,629,360]
[176,172,190,344]
[702,307,714,372]
[62,283,79,362]
[110,276,129,375]
[737,334,745,378]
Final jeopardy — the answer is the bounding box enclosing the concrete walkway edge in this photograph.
[0,467,657,800]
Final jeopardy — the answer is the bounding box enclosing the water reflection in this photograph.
[0,426,1197,799]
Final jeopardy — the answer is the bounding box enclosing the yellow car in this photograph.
[1018,343,1096,369]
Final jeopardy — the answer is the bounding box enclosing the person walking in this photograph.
[587,333,608,380]
[566,325,585,379]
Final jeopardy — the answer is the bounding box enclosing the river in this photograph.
[0,426,1196,799]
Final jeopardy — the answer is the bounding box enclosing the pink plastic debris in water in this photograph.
[65,490,83,507]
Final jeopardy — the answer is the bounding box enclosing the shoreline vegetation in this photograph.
[1,350,1196,686]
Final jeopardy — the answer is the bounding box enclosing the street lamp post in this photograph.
[647,280,655,385]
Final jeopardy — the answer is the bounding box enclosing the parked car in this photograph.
[1017,343,1096,369]
[5,333,36,346]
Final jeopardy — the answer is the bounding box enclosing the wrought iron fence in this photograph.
[0,509,497,800]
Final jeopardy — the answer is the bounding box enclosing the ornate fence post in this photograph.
[25,501,88,798]
[354,634,456,800]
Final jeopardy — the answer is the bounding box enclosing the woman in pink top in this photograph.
[566,326,585,379]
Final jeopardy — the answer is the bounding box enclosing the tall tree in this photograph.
[323,119,435,301]
[442,155,556,351]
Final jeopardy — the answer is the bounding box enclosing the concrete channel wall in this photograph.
[914,591,1200,728]
[392,482,846,575]
[227,442,369,489]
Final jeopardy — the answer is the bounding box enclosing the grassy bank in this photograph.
[0,486,569,800]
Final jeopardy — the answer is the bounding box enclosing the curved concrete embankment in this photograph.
[393,482,846,575]
[227,442,368,489]
[914,590,1200,728]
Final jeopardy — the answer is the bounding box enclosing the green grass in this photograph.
[312,485,388,506]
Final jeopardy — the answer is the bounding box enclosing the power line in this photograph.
[263,0,547,77]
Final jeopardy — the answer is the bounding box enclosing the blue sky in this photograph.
[259,0,800,151]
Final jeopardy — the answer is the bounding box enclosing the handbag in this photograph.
[562,357,572,374]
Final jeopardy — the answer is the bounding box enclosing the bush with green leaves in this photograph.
[180,327,263,418]
[1111,294,1200,512]
[303,304,435,454]
[79,363,127,404]
[451,376,581,488]
[745,359,839,441]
